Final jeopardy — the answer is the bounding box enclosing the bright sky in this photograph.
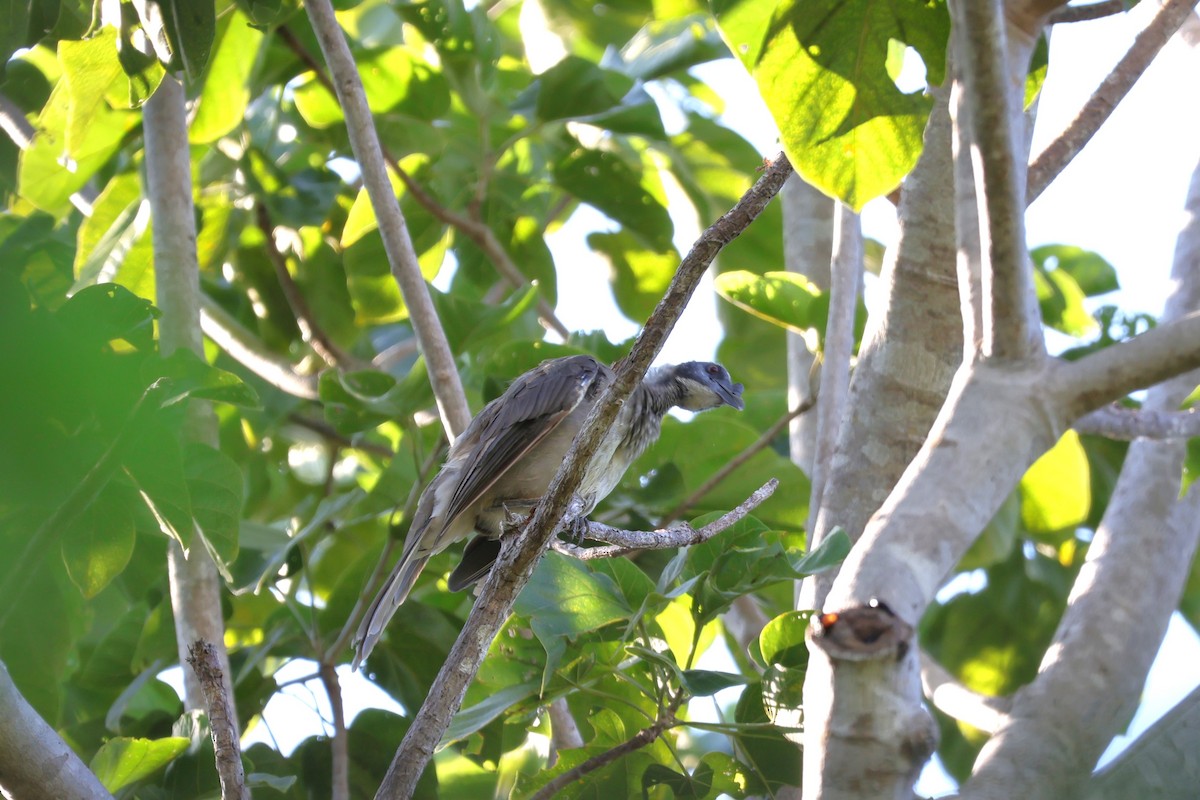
[225,4,1200,791]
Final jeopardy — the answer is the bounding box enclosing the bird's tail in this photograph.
[351,551,430,671]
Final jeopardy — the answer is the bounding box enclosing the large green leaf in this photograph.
[1019,430,1090,537]
[18,77,133,214]
[185,443,244,565]
[90,736,190,792]
[713,0,949,209]
[553,144,675,252]
[61,482,136,599]
[190,7,266,143]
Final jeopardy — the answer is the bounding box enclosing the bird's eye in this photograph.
[706,365,720,376]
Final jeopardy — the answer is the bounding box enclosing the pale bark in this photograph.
[801,78,963,609]
[0,660,114,800]
[959,149,1200,800]
[782,176,835,473]
[144,75,238,720]
[807,207,862,532]
[800,1,1200,796]
[1086,684,1200,800]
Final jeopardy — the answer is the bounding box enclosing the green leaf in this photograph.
[791,528,850,576]
[515,552,633,641]
[642,762,711,798]
[1031,244,1119,297]
[713,0,948,209]
[90,736,190,792]
[553,145,674,252]
[293,46,450,128]
[149,349,261,408]
[73,172,155,299]
[190,7,266,143]
[1035,266,1097,338]
[714,269,824,337]
[132,0,217,79]
[1019,430,1090,536]
[515,55,634,121]
[442,682,540,745]
[681,668,747,696]
[757,610,814,668]
[761,662,804,732]
[185,443,244,564]
[18,78,133,214]
[618,16,728,81]
[58,29,127,158]
[588,230,677,323]
[61,482,136,598]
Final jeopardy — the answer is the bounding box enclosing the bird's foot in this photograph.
[559,494,593,544]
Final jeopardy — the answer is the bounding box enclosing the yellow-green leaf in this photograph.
[1020,430,1090,535]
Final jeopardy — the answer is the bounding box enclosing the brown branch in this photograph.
[285,413,397,458]
[319,662,350,800]
[373,153,794,799]
[254,203,359,369]
[277,24,571,341]
[1028,0,1200,203]
[529,693,685,800]
[1049,0,1125,24]
[186,641,249,800]
[553,478,779,560]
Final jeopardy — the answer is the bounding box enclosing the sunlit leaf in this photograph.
[713,0,948,209]
[1020,430,1090,536]
[90,736,189,792]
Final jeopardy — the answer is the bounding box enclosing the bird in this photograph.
[351,354,744,670]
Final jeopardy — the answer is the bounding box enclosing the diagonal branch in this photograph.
[373,153,794,800]
[1028,0,1200,203]
[304,0,471,439]
[254,203,360,369]
[0,659,114,800]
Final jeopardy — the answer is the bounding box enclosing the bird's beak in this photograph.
[718,381,745,410]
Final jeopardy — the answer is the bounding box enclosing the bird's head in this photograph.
[673,362,744,411]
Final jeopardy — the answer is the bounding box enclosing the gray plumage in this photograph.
[351,355,743,670]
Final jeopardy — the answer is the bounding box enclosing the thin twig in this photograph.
[254,203,359,369]
[186,640,249,800]
[1049,0,1125,24]
[662,400,814,524]
[1028,0,1199,203]
[276,24,571,341]
[554,478,778,559]
[374,153,794,799]
[319,662,350,800]
[529,692,685,800]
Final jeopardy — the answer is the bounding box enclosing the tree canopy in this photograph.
[2,0,1200,799]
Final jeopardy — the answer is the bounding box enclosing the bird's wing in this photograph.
[440,355,609,535]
